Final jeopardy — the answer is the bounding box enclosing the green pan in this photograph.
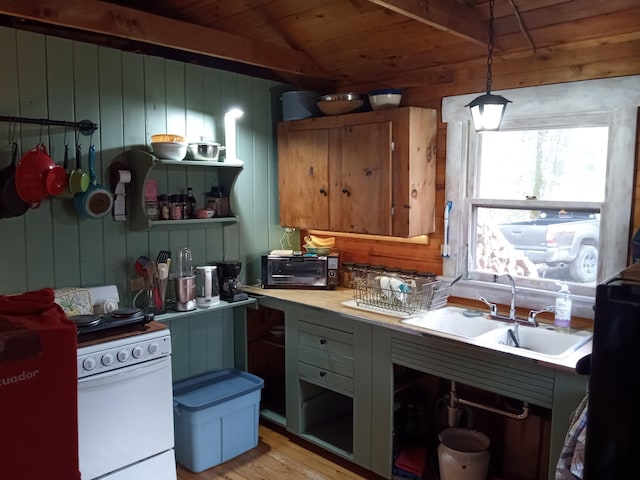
[69,144,89,195]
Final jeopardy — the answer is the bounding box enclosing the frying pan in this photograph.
[58,144,74,199]
[0,142,29,218]
[74,145,114,219]
[69,144,89,195]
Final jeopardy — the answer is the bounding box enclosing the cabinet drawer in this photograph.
[298,308,353,334]
[298,361,354,396]
[298,322,353,377]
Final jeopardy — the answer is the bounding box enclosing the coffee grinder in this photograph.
[216,261,249,302]
[174,246,196,311]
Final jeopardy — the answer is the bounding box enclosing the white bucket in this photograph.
[438,428,490,480]
[280,90,318,120]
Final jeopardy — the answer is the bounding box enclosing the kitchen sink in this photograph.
[475,326,593,358]
[400,306,592,360]
[401,306,509,338]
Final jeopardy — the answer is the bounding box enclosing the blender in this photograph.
[174,247,196,311]
[216,261,249,302]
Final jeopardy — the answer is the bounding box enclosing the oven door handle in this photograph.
[78,356,170,389]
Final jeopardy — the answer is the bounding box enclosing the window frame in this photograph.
[441,76,640,319]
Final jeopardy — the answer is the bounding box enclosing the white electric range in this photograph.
[76,287,176,480]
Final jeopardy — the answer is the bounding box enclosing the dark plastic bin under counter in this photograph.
[173,369,264,473]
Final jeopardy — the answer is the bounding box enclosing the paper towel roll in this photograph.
[118,170,131,183]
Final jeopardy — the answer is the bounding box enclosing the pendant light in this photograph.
[466,0,511,132]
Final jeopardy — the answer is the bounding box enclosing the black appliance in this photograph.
[70,307,154,340]
[261,253,339,289]
[216,261,249,302]
[583,263,640,479]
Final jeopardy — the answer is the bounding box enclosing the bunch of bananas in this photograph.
[304,234,336,249]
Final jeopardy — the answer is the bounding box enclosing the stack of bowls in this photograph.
[150,134,187,161]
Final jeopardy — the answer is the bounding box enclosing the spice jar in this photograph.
[169,194,182,220]
[158,194,170,220]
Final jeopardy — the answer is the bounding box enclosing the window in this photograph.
[442,76,640,319]
[469,122,607,288]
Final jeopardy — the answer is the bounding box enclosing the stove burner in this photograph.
[70,314,101,327]
[71,308,154,340]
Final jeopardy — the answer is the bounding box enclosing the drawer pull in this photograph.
[319,338,327,345]
[319,371,326,377]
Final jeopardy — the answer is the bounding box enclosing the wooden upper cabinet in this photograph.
[278,107,436,237]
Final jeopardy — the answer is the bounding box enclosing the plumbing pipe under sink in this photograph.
[449,380,529,422]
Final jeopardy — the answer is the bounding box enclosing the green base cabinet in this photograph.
[371,327,587,480]
[286,305,373,469]
[236,300,587,480]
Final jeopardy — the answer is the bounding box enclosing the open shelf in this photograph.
[121,150,244,230]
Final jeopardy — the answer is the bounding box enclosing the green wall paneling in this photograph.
[160,309,235,383]
[0,25,288,301]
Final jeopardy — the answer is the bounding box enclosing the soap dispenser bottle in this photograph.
[554,282,572,332]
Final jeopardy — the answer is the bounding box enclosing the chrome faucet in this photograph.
[476,295,497,317]
[527,306,555,327]
[494,274,516,321]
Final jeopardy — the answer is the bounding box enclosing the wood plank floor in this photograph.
[176,422,385,480]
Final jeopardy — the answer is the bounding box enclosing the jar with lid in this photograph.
[158,194,170,220]
[415,272,437,289]
[398,269,418,289]
[186,187,197,218]
[351,264,368,287]
[179,194,188,219]
[367,265,386,283]
[341,262,355,288]
[169,194,182,220]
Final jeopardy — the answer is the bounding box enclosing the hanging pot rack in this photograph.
[0,115,98,136]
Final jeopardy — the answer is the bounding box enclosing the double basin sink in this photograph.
[401,306,592,360]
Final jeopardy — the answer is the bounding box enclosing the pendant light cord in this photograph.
[486,0,495,95]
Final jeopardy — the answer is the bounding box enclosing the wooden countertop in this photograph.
[242,285,591,373]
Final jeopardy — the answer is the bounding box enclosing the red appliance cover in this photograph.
[0,288,80,480]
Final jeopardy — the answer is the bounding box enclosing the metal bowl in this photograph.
[316,93,364,116]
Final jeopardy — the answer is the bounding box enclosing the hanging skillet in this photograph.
[0,142,29,218]
[74,145,114,219]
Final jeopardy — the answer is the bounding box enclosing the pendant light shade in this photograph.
[466,0,510,132]
[467,93,511,131]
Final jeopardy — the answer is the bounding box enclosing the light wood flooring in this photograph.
[176,422,384,480]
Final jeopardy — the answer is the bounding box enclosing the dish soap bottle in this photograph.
[554,282,572,332]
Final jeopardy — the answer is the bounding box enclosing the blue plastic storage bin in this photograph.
[173,369,264,473]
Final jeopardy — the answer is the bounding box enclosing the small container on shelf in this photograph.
[158,194,170,220]
[170,194,183,220]
[341,262,355,287]
[144,179,159,221]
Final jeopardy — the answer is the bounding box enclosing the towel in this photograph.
[395,446,427,477]
[556,394,588,480]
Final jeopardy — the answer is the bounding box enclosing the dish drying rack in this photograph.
[349,275,453,317]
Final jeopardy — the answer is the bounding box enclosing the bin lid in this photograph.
[173,368,264,411]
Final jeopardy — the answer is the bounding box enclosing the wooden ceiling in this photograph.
[1,0,639,94]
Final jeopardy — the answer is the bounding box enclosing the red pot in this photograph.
[15,144,66,208]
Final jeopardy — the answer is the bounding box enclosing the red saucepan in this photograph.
[74,145,114,219]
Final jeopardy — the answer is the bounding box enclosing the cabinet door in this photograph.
[277,125,330,229]
[329,122,393,234]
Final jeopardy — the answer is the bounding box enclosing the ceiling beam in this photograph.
[0,0,330,79]
[367,0,488,45]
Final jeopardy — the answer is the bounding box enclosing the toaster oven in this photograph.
[261,253,339,289]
